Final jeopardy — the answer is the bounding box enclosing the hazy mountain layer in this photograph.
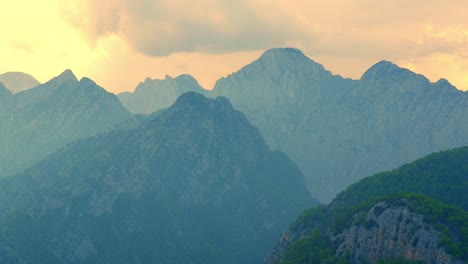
[211,48,468,202]
[0,81,12,99]
[118,74,207,114]
[267,147,468,263]
[0,92,316,263]
[0,71,40,93]
[0,70,131,177]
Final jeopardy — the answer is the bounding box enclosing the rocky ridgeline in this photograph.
[118,48,468,202]
[266,147,467,264]
[0,69,131,177]
[0,92,316,263]
[118,74,207,114]
[333,200,459,264]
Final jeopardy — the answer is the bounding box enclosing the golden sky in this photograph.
[1,0,467,93]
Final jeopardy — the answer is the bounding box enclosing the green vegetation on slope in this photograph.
[275,147,468,263]
[332,147,468,211]
[280,194,467,263]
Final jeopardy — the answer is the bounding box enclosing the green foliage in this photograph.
[377,257,422,263]
[280,147,468,263]
[333,147,468,211]
[279,229,349,264]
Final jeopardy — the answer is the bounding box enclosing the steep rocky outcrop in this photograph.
[118,74,207,114]
[268,196,466,264]
[0,92,316,263]
[0,69,131,177]
[333,200,459,263]
[267,147,468,263]
[0,71,40,93]
[212,48,468,202]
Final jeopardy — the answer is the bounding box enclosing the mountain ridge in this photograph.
[118,74,208,114]
[210,47,468,202]
[266,147,468,263]
[0,92,316,263]
[0,69,131,177]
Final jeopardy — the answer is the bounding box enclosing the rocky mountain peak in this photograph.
[361,60,428,83]
[255,47,328,74]
[259,47,307,60]
[118,74,207,114]
[79,77,96,86]
[174,73,201,85]
[0,90,314,263]
[54,69,78,83]
[435,78,460,92]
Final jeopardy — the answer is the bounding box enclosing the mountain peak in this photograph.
[361,60,401,79]
[0,71,40,93]
[257,47,315,66]
[261,47,306,58]
[55,69,78,83]
[172,92,233,112]
[361,60,429,84]
[434,78,459,91]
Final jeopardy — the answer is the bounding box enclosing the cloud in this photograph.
[60,0,468,57]
[60,0,301,56]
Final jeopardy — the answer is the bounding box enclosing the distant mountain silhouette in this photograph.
[118,74,207,114]
[0,92,316,263]
[0,71,40,93]
[0,81,12,98]
[0,69,131,177]
[211,48,468,202]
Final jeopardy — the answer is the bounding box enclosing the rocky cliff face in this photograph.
[0,92,316,264]
[333,200,460,264]
[267,197,466,264]
[267,148,468,263]
[0,71,40,93]
[212,48,468,202]
[0,69,131,177]
[120,48,468,203]
[118,74,208,114]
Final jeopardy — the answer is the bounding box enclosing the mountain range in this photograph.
[267,147,468,263]
[0,92,315,263]
[0,69,131,177]
[118,74,207,114]
[0,72,40,93]
[118,48,468,202]
[0,47,466,263]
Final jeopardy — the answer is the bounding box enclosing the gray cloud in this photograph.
[61,0,301,56]
[60,0,468,60]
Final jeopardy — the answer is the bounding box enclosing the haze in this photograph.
[1,0,467,93]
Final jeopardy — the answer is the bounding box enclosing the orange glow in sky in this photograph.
[1,0,467,93]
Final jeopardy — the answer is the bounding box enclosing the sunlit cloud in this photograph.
[0,0,467,92]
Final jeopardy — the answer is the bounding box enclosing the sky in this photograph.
[1,0,467,93]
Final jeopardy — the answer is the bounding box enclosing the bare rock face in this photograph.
[211,48,468,202]
[334,200,461,264]
[0,69,131,177]
[0,72,40,93]
[266,148,467,264]
[0,92,316,264]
